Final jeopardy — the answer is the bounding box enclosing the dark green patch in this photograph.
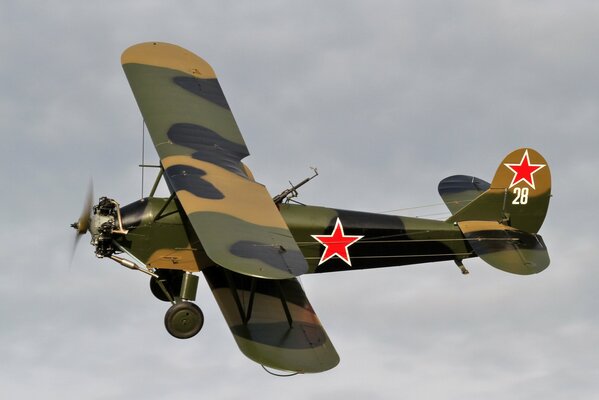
[314,209,465,272]
[173,76,230,109]
[203,265,310,309]
[167,123,249,177]
[165,165,224,199]
[230,240,307,276]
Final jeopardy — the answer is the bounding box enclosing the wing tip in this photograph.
[121,42,216,78]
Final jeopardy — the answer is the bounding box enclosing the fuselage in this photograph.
[115,197,473,274]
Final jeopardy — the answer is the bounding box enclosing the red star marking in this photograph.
[311,218,363,266]
[504,149,546,189]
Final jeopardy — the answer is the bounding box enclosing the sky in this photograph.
[1,0,599,398]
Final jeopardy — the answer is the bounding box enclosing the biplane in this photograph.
[71,42,551,374]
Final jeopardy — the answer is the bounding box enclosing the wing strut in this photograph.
[153,192,177,222]
[223,269,293,328]
[148,167,164,198]
[224,269,256,325]
[276,281,294,329]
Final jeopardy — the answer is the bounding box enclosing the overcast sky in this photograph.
[1,1,598,399]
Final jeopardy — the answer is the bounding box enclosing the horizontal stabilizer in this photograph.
[438,175,490,215]
[458,221,549,275]
[203,266,339,373]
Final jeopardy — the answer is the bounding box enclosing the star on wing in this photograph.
[504,149,546,189]
[311,218,363,266]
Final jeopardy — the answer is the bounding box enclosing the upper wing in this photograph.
[121,42,307,279]
[202,265,340,373]
[438,175,490,215]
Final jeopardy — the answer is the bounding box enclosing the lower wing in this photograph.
[202,265,339,373]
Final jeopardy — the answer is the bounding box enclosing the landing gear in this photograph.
[164,302,204,339]
[151,270,204,339]
[100,252,206,339]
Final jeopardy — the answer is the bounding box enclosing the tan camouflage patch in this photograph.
[163,155,287,229]
[146,247,200,272]
[122,42,217,78]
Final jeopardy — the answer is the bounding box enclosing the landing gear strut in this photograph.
[150,269,184,302]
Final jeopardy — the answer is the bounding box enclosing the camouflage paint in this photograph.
[122,42,307,280]
[279,204,472,273]
[112,43,553,373]
[458,220,549,275]
[116,198,201,272]
[448,148,551,233]
[202,265,340,373]
[117,198,474,275]
[438,175,491,214]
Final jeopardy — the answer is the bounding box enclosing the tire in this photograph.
[164,302,204,339]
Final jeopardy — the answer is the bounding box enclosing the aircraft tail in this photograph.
[442,148,551,274]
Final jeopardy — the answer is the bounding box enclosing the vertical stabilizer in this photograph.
[448,148,551,233]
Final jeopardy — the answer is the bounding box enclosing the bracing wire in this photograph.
[378,199,477,219]
[378,202,446,214]
[141,119,145,199]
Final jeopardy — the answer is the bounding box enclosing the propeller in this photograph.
[70,181,93,261]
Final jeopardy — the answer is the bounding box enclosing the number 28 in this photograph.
[512,187,529,205]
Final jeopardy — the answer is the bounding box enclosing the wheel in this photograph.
[164,302,204,339]
[150,269,183,302]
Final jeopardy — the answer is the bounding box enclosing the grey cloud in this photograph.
[1,1,598,399]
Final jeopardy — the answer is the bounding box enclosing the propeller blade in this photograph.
[77,181,93,234]
[70,181,93,262]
